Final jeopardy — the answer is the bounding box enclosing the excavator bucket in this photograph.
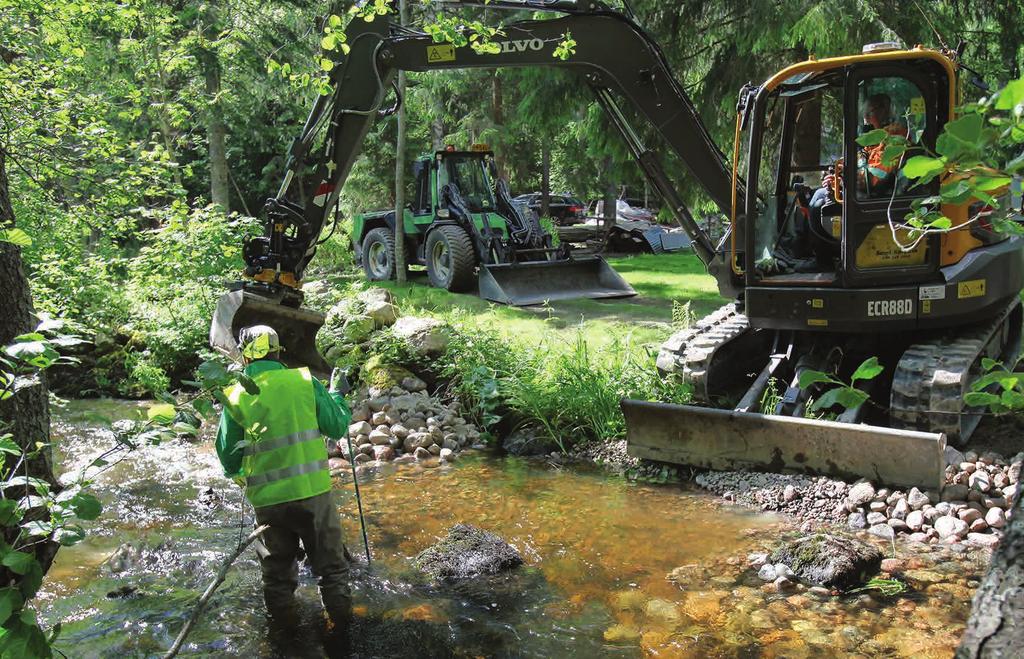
[477,256,636,306]
[210,290,331,376]
[621,399,947,490]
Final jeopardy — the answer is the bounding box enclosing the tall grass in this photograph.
[431,316,691,450]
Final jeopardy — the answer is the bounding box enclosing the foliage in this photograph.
[798,357,884,413]
[849,577,908,597]
[860,76,1024,248]
[964,358,1024,413]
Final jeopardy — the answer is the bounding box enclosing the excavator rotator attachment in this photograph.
[210,289,331,376]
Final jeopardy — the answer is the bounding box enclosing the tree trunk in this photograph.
[491,73,505,178]
[393,0,408,283]
[957,492,1024,656]
[540,144,551,219]
[199,47,231,210]
[0,146,60,578]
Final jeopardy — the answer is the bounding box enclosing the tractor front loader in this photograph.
[352,147,635,305]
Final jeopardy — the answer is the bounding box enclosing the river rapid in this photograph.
[38,399,981,657]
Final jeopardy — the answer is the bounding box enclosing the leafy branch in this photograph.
[797,356,884,413]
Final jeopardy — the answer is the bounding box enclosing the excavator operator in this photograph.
[808,92,908,240]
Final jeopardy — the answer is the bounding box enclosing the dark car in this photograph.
[513,193,586,224]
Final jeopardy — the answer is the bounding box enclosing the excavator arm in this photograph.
[248,0,742,296]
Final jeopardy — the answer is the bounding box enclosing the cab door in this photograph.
[841,65,944,287]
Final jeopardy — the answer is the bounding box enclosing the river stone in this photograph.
[373,445,395,461]
[907,487,930,510]
[644,598,681,623]
[428,444,441,456]
[768,534,882,590]
[906,510,925,531]
[942,484,969,502]
[986,507,1006,529]
[369,429,392,445]
[846,481,876,507]
[847,512,867,530]
[353,452,372,464]
[439,448,455,462]
[349,421,372,437]
[502,425,562,456]
[414,524,523,581]
[965,532,1000,548]
[757,564,777,581]
[934,516,968,539]
[866,512,887,526]
[869,524,895,540]
[414,447,431,460]
[401,376,427,393]
[958,508,983,524]
[603,624,642,644]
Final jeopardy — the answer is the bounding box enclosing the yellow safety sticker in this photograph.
[811,298,823,309]
[922,300,931,314]
[807,319,828,327]
[957,279,986,299]
[427,44,455,63]
[910,97,926,115]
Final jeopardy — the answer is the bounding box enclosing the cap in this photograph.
[238,325,281,360]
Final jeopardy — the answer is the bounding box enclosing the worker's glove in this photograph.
[329,367,351,395]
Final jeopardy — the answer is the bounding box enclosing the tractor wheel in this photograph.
[426,225,477,292]
[361,228,397,281]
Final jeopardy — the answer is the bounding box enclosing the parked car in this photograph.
[513,193,586,224]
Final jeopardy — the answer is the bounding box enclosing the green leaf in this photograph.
[70,493,102,521]
[1,551,35,576]
[0,500,19,525]
[994,78,1024,111]
[147,403,176,422]
[975,176,1012,192]
[797,370,835,389]
[945,113,985,146]
[812,386,869,412]
[320,33,336,51]
[940,179,973,205]
[856,129,889,147]
[981,357,1001,371]
[0,229,32,247]
[328,14,342,28]
[319,58,334,72]
[851,357,884,384]
[927,217,953,230]
[237,374,261,395]
[16,560,43,600]
[964,391,1001,407]
[1000,389,1024,409]
[902,155,946,180]
[0,588,23,625]
[53,525,85,546]
[0,437,20,456]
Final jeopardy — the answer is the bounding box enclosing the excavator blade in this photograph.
[210,290,331,376]
[621,399,947,490]
[478,256,636,306]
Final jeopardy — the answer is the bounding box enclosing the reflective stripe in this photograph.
[243,428,321,457]
[246,458,330,488]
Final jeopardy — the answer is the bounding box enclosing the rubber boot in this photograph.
[322,600,353,658]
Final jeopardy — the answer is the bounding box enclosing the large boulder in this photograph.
[362,354,416,395]
[343,315,376,343]
[502,425,562,456]
[365,299,398,328]
[392,316,449,357]
[414,524,523,581]
[768,533,882,590]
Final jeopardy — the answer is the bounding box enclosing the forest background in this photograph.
[2,0,1023,395]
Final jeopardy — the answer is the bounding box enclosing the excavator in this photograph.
[210,0,1023,489]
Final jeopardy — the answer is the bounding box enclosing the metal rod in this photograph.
[344,436,372,565]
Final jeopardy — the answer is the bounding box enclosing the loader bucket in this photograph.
[210,290,331,376]
[478,256,636,306]
[621,399,947,490]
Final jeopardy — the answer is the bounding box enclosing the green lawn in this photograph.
[370,251,725,357]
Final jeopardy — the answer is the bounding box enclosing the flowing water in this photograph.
[40,399,980,657]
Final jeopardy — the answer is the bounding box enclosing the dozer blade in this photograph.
[210,290,331,376]
[478,256,636,306]
[621,400,947,490]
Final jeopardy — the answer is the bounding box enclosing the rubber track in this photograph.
[657,303,752,404]
[890,301,1021,445]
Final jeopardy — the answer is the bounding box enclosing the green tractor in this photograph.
[351,147,635,305]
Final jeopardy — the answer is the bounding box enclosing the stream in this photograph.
[39,399,981,657]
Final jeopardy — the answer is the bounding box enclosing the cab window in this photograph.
[854,76,928,199]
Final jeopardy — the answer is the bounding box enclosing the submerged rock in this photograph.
[414,524,523,581]
[769,533,882,590]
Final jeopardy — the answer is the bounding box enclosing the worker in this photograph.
[215,324,353,641]
[808,92,909,235]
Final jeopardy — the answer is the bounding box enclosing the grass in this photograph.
[361,251,725,361]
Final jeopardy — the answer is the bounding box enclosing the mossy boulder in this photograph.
[362,354,415,392]
[414,524,523,581]
[769,533,881,590]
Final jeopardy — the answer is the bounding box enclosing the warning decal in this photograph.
[427,45,455,63]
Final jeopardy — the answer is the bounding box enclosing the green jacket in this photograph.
[216,360,351,479]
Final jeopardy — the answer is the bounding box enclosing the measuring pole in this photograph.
[393,0,409,283]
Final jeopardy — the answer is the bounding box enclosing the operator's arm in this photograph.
[215,410,245,478]
[313,377,352,440]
